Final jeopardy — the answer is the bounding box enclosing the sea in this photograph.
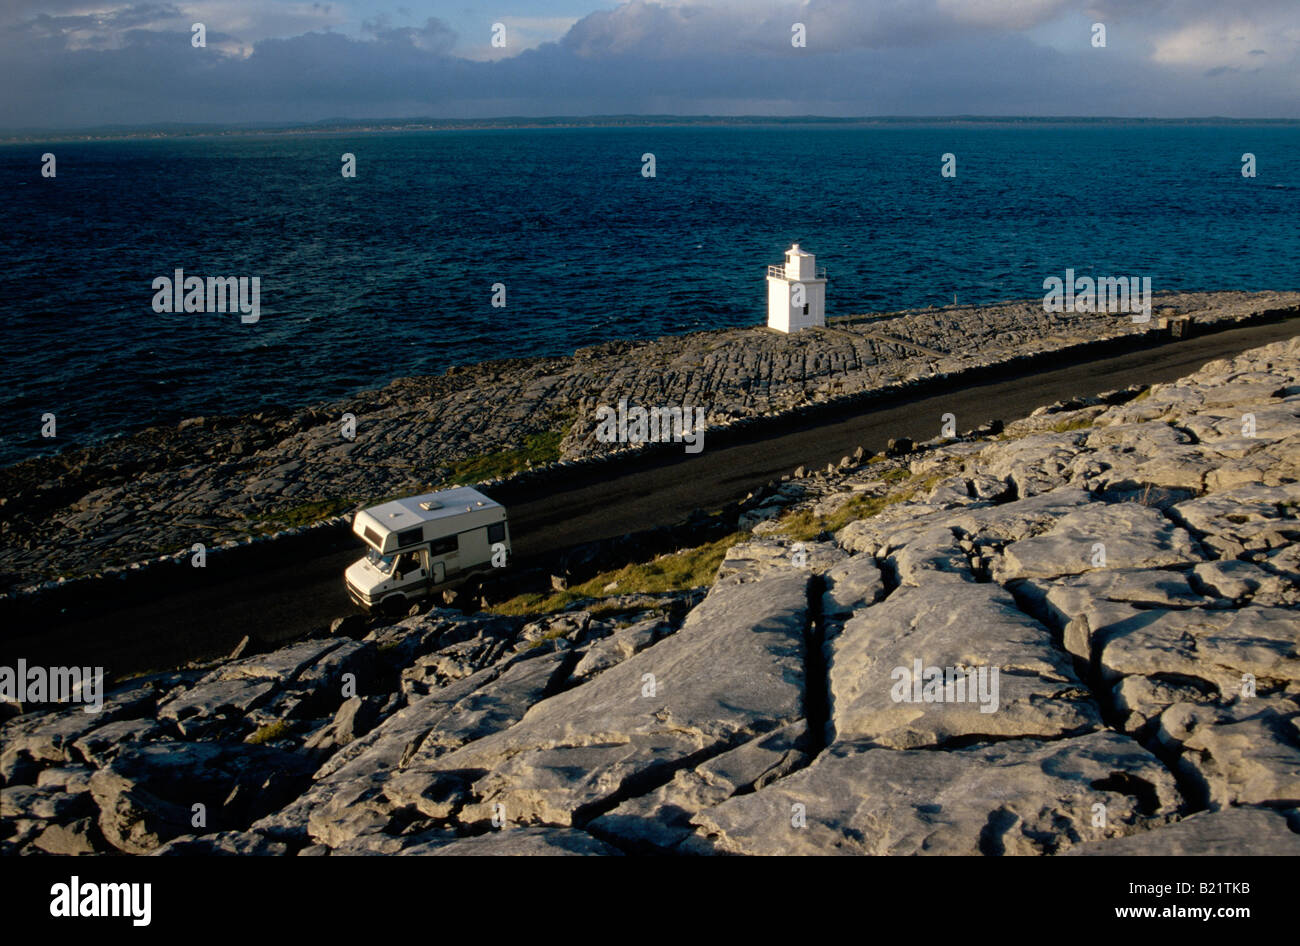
[2,121,1297,467]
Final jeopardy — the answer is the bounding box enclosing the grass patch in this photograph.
[776,489,915,541]
[247,719,293,745]
[487,532,747,617]
[1048,415,1094,433]
[522,628,571,650]
[774,471,950,542]
[449,429,565,484]
[1131,387,1153,402]
[250,497,354,533]
[878,465,911,484]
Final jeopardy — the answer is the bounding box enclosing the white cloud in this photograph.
[1150,18,1298,69]
[936,0,1072,30]
[11,0,345,50]
[458,15,582,61]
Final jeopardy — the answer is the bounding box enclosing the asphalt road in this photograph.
[7,316,1297,677]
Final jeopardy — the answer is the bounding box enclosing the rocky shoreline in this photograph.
[2,335,1297,855]
[3,289,1298,594]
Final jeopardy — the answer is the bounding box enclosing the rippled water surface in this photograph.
[2,123,1297,465]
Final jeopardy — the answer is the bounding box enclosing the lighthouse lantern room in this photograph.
[766,243,827,333]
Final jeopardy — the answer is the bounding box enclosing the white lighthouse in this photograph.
[766,243,827,333]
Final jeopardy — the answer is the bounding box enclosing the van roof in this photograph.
[361,486,502,532]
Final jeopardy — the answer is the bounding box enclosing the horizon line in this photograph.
[5,113,1299,144]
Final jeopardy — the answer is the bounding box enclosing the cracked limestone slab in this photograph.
[1084,418,1196,453]
[1171,483,1300,559]
[297,654,569,847]
[297,651,569,848]
[687,730,1180,856]
[383,572,811,828]
[587,722,810,852]
[571,617,671,681]
[397,648,573,765]
[1013,566,1210,639]
[1193,559,1300,607]
[1097,605,1300,694]
[835,503,964,558]
[827,582,1100,747]
[993,501,1204,582]
[218,638,344,683]
[886,526,976,587]
[254,662,508,843]
[953,488,1094,544]
[975,431,1085,498]
[920,474,981,509]
[1110,675,1219,736]
[158,638,346,723]
[714,537,846,585]
[1155,697,1300,808]
[1206,436,1300,490]
[0,682,158,765]
[158,677,279,723]
[821,554,886,621]
[1063,806,1300,855]
[398,825,623,856]
[1182,401,1300,449]
[837,487,1090,560]
[1074,442,1222,493]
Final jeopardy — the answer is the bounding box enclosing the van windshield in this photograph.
[366,549,396,573]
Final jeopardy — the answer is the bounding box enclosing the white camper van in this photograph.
[344,486,510,613]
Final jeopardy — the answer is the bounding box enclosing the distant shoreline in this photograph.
[5,289,1299,475]
[4,114,1300,145]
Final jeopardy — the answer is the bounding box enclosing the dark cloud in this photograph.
[366,16,456,53]
[0,0,1296,128]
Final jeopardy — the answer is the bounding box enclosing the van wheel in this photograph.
[380,594,408,618]
[461,575,483,604]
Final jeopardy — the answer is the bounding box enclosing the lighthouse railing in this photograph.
[767,265,829,279]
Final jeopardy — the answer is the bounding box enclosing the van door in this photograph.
[393,551,424,592]
[413,548,443,594]
[427,534,457,586]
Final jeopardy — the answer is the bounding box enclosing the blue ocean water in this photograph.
[2,123,1297,467]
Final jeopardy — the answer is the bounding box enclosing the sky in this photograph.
[2,0,1298,129]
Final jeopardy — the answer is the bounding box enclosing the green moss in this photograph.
[774,466,952,542]
[449,429,565,484]
[247,719,293,745]
[250,497,355,533]
[487,532,747,617]
[1048,415,1094,433]
[1131,387,1153,403]
[878,465,911,484]
[522,628,571,650]
[775,489,916,542]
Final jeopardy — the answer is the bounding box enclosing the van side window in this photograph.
[396,527,423,548]
[487,522,506,544]
[429,535,457,556]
